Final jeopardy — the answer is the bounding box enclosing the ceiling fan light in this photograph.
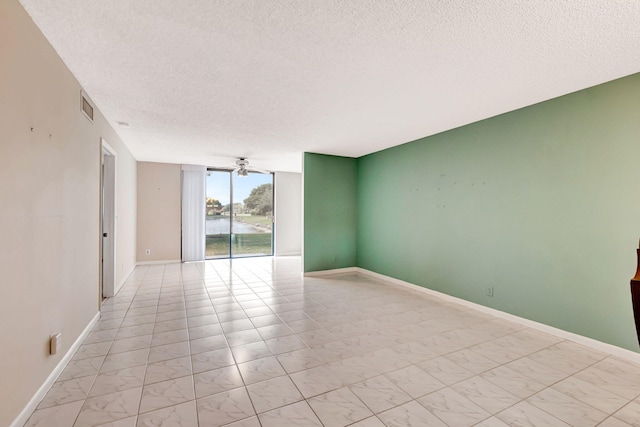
[238,168,248,177]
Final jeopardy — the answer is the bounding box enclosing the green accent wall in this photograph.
[303,73,640,351]
[357,74,640,351]
[303,153,357,272]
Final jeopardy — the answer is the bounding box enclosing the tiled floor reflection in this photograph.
[25,256,640,426]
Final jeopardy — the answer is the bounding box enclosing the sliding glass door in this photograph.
[231,171,273,257]
[205,169,273,258]
[205,171,231,258]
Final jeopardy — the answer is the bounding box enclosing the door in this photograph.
[205,169,273,258]
[205,170,231,258]
[101,140,116,297]
[231,171,273,257]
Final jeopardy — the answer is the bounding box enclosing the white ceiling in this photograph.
[19,0,640,173]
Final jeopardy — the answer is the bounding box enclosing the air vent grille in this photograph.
[81,93,94,122]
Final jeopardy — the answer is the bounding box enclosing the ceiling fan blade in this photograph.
[248,167,271,174]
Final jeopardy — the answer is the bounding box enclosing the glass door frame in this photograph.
[205,167,275,259]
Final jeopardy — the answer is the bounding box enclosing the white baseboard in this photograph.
[327,267,640,365]
[275,251,302,257]
[11,312,100,427]
[136,259,181,266]
[304,267,359,277]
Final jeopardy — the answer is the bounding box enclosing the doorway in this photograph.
[205,169,274,258]
[101,139,116,298]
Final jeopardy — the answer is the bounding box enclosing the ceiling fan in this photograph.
[233,158,270,177]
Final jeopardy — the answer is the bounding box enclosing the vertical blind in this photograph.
[181,165,206,261]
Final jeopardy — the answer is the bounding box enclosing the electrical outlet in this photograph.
[486,287,494,297]
[145,249,151,255]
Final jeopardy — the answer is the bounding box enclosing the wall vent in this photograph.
[81,91,94,122]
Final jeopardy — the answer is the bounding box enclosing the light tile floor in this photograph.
[24,257,640,426]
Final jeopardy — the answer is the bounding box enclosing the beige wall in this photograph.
[0,1,137,425]
[137,162,182,262]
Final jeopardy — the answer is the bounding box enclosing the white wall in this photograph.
[0,1,137,425]
[275,172,302,256]
[110,132,138,292]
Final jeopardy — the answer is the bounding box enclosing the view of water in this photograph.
[206,217,266,234]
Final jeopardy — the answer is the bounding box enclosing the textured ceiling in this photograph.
[18,0,640,172]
